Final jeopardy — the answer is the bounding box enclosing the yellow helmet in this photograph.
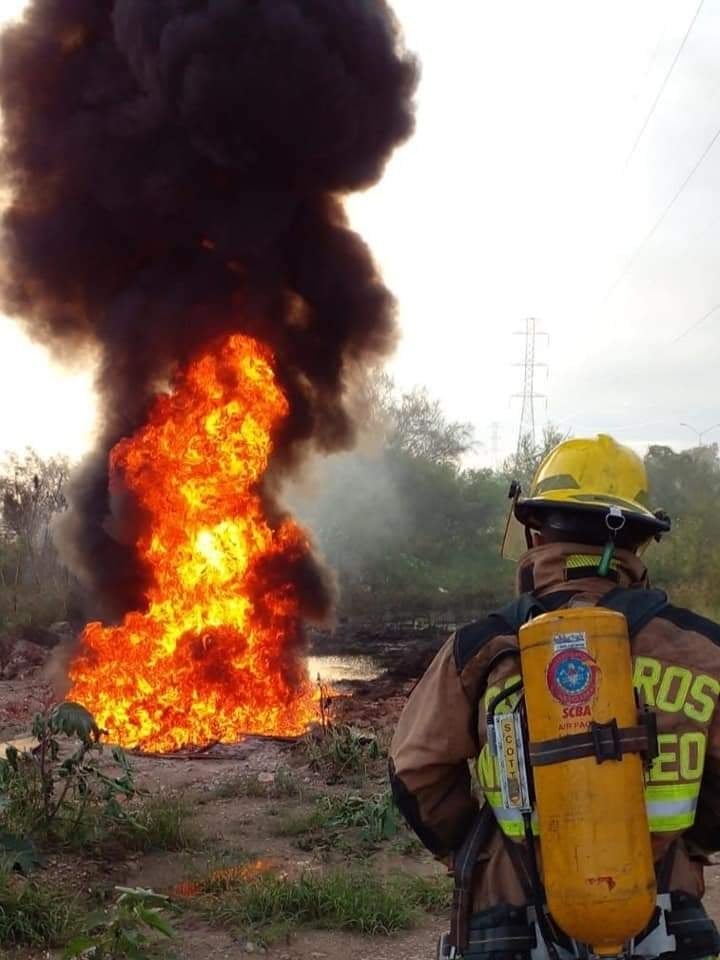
[513,434,670,542]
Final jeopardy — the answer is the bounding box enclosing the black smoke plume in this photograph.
[0,0,417,620]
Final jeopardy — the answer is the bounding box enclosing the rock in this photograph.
[0,633,13,663]
[257,772,275,784]
[14,640,47,666]
[15,624,61,649]
[244,941,256,953]
[48,621,76,646]
[2,639,48,679]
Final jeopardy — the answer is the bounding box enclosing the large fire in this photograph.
[68,334,317,752]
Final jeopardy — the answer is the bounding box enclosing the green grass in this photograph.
[395,873,452,910]
[112,795,199,853]
[274,792,401,854]
[137,795,198,851]
[0,874,80,948]
[212,767,303,801]
[195,867,451,943]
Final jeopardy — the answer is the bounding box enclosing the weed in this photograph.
[123,795,198,853]
[213,767,302,801]
[195,867,449,942]
[393,873,453,911]
[0,874,79,948]
[274,767,303,798]
[275,792,400,848]
[323,792,401,842]
[273,806,327,839]
[213,776,266,800]
[64,886,179,959]
[300,725,381,782]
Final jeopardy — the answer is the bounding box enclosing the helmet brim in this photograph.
[514,497,671,538]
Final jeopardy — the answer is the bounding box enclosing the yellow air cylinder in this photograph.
[518,606,656,956]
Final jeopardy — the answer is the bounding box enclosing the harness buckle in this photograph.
[638,709,658,765]
[437,932,458,960]
[590,719,622,763]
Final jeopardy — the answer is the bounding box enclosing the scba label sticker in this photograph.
[547,649,600,706]
[553,631,587,653]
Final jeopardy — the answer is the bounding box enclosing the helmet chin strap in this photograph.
[598,506,626,577]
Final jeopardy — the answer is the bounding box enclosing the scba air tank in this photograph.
[519,606,656,957]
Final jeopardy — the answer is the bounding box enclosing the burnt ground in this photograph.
[0,629,719,959]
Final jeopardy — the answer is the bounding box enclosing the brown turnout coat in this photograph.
[389,542,720,909]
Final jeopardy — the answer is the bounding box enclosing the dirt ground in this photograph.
[1,659,451,960]
[1,659,719,960]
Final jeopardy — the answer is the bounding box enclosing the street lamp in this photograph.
[680,422,720,446]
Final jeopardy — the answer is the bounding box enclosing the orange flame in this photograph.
[69,334,316,752]
[172,859,276,898]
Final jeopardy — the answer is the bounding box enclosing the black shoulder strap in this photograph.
[494,590,579,635]
[494,586,668,639]
[596,586,668,638]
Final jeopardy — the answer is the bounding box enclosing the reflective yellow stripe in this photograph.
[477,744,500,792]
[645,782,699,832]
[566,553,619,572]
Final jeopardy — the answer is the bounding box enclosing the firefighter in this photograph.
[389,434,720,959]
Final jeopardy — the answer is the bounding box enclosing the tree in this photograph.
[0,450,71,622]
[643,444,720,617]
[502,424,569,490]
[362,370,476,466]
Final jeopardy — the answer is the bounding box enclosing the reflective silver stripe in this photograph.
[645,783,700,829]
[485,791,539,836]
[490,804,524,824]
[646,796,698,818]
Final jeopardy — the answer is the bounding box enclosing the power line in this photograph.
[628,5,672,110]
[624,0,705,170]
[671,301,720,343]
[601,118,720,307]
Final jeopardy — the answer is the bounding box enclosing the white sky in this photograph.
[2,0,720,463]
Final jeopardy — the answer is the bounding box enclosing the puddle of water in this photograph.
[0,736,36,756]
[306,655,382,683]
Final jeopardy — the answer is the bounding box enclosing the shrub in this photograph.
[0,702,139,854]
[63,886,179,959]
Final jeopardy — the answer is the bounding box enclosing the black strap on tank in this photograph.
[449,804,497,952]
[595,586,669,638]
[493,590,580,635]
[495,585,669,638]
[530,718,657,767]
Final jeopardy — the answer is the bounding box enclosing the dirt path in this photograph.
[2,716,450,960]
[165,918,445,960]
